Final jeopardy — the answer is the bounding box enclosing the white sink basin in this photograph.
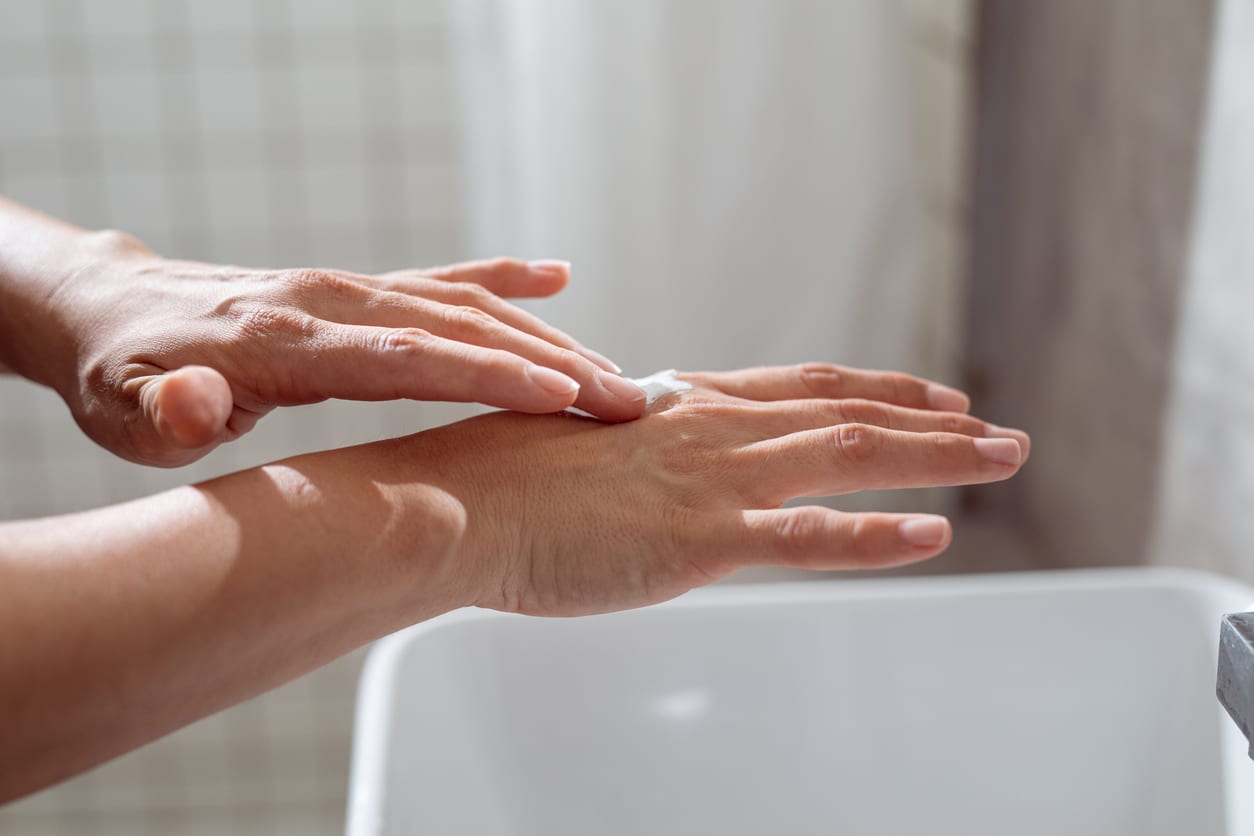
[347,568,1254,835]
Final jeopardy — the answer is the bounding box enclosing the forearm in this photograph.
[0,439,468,801]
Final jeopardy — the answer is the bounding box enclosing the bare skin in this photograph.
[0,196,1029,802]
[0,363,1028,801]
[0,196,647,467]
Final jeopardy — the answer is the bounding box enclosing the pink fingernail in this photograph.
[973,437,1022,466]
[985,424,1031,459]
[527,365,580,396]
[576,344,622,374]
[899,517,949,548]
[528,259,571,275]
[598,370,645,404]
[926,383,970,412]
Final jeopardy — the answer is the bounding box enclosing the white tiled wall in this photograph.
[0,1,973,832]
[0,3,472,834]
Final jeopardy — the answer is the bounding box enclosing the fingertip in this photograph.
[986,425,1031,461]
[973,436,1023,467]
[926,383,970,413]
[528,258,571,275]
[577,371,647,422]
[522,364,581,411]
[153,366,233,449]
[898,515,952,550]
[525,259,571,296]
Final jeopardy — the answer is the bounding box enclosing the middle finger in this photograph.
[736,398,1029,457]
[734,423,1024,506]
[362,273,621,374]
[318,292,646,421]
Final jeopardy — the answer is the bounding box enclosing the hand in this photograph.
[38,231,644,466]
[0,361,1022,795]
[380,363,1028,618]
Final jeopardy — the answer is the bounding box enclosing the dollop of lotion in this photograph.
[566,368,693,418]
[630,368,694,406]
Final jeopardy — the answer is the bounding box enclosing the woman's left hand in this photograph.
[26,229,643,466]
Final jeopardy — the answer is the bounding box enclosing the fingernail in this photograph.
[576,344,622,374]
[973,436,1022,466]
[926,383,970,413]
[527,365,580,396]
[985,425,1031,459]
[528,259,571,275]
[899,516,949,548]
[598,370,646,403]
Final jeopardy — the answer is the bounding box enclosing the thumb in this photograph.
[140,365,234,452]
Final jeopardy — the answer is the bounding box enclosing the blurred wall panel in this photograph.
[1149,0,1254,583]
[0,4,466,834]
[965,0,1216,569]
[453,0,965,381]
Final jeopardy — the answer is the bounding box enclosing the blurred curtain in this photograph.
[966,1,1222,570]
[449,0,947,381]
[1149,0,1254,580]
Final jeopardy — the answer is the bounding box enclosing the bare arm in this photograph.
[0,364,1027,801]
[0,441,469,801]
[0,195,644,466]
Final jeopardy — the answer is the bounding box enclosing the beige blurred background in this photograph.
[2,0,1251,833]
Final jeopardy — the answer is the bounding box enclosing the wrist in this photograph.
[0,222,152,393]
[277,440,476,632]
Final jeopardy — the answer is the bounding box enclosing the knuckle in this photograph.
[274,268,362,301]
[80,351,115,396]
[798,362,845,397]
[670,396,738,422]
[441,304,497,335]
[660,441,744,506]
[940,413,969,434]
[887,372,924,404]
[374,326,434,354]
[832,423,881,464]
[927,432,966,458]
[236,306,317,343]
[660,431,715,474]
[276,268,330,294]
[452,282,493,305]
[86,228,150,256]
[839,399,890,428]
[777,507,829,551]
[846,514,876,555]
[78,353,132,417]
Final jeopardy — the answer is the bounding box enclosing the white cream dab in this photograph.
[629,368,693,406]
[566,368,692,418]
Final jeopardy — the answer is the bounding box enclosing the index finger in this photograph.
[682,363,970,412]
